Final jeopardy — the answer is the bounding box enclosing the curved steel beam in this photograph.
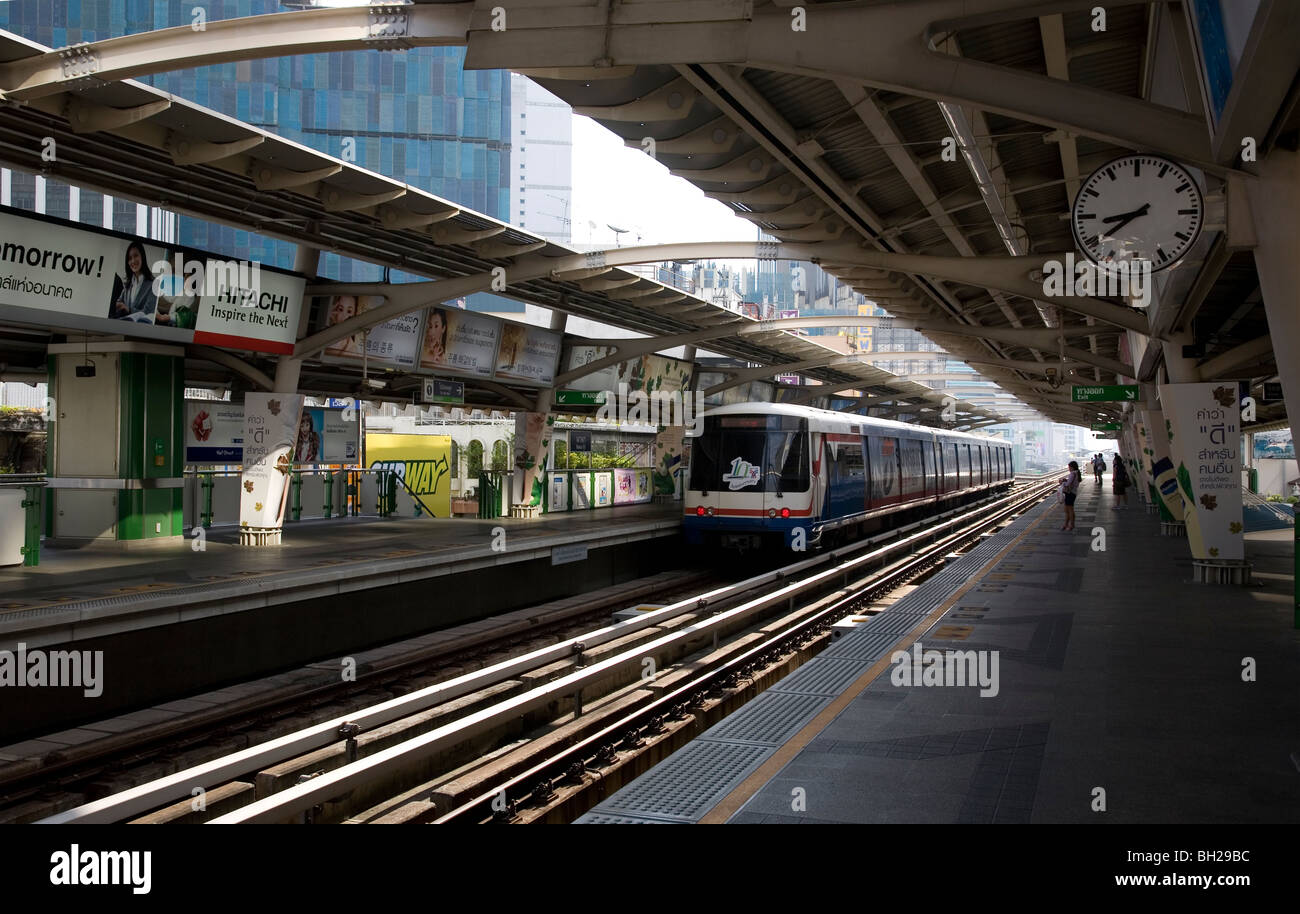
[0,0,1211,165]
[548,242,1150,334]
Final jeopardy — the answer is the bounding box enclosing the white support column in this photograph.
[1244,148,1300,430]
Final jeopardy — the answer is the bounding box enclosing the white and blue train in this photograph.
[683,402,1014,550]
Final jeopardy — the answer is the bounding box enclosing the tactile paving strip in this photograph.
[577,498,1051,825]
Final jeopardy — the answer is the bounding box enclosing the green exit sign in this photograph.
[556,390,606,406]
[1091,422,1121,431]
[1072,385,1139,403]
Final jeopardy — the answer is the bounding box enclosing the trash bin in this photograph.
[1248,467,1259,494]
[0,488,25,566]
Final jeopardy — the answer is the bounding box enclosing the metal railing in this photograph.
[1242,485,1296,525]
[477,470,505,519]
[369,460,447,518]
[0,474,45,566]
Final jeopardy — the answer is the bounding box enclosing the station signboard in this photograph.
[422,378,465,405]
[1072,385,1139,403]
[556,390,606,407]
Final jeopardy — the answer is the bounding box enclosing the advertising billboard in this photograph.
[365,433,453,517]
[419,306,501,378]
[564,345,693,396]
[0,206,305,355]
[319,295,421,369]
[495,322,562,385]
[185,402,357,465]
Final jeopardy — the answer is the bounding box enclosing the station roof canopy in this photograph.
[0,26,1010,428]
[0,0,1292,428]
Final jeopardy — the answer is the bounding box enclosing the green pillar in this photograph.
[115,352,184,541]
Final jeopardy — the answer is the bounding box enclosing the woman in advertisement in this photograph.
[422,307,448,367]
[109,240,158,323]
[324,295,363,358]
[295,410,322,465]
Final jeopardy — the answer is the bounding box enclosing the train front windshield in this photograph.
[689,416,809,493]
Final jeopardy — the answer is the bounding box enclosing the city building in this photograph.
[0,0,516,281]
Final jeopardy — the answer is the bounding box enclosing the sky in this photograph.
[567,114,758,255]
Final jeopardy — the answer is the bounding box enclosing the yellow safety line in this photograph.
[698,502,1053,824]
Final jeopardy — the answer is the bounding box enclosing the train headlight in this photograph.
[695,506,705,517]
[767,508,777,518]
[780,507,791,518]
[706,506,715,517]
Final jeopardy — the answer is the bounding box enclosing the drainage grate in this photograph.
[703,691,830,745]
[852,613,918,635]
[591,740,772,822]
[822,628,905,661]
[574,812,673,824]
[772,658,870,697]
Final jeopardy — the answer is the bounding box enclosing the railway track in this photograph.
[33,478,1052,824]
[0,568,720,821]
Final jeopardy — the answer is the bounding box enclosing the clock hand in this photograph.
[1099,202,1151,239]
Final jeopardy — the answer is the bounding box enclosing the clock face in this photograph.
[1070,155,1203,271]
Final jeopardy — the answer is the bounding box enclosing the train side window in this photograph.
[775,431,809,491]
[840,443,865,478]
[689,431,720,490]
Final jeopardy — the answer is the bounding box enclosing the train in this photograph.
[683,402,1015,550]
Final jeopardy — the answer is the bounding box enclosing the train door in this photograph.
[867,435,900,508]
[825,435,866,519]
[899,438,925,503]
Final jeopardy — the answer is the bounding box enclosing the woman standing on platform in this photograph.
[1060,460,1081,531]
[1112,454,1130,510]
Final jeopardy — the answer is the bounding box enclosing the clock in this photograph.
[1070,154,1203,271]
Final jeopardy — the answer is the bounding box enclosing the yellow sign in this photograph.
[367,433,453,517]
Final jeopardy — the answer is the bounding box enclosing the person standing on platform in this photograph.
[1092,453,1104,484]
[1060,460,1081,531]
[1112,454,1130,510]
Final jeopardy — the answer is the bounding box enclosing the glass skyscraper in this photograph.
[0,0,512,281]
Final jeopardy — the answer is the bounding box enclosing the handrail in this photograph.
[369,460,443,518]
[1243,485,1296,524]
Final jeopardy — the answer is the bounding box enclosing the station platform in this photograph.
[0,503,683,737]
[578,485,1300,824]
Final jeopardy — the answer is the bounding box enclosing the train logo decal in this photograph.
[722,457,760,490]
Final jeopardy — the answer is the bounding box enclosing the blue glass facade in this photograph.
[0,0,512,281]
